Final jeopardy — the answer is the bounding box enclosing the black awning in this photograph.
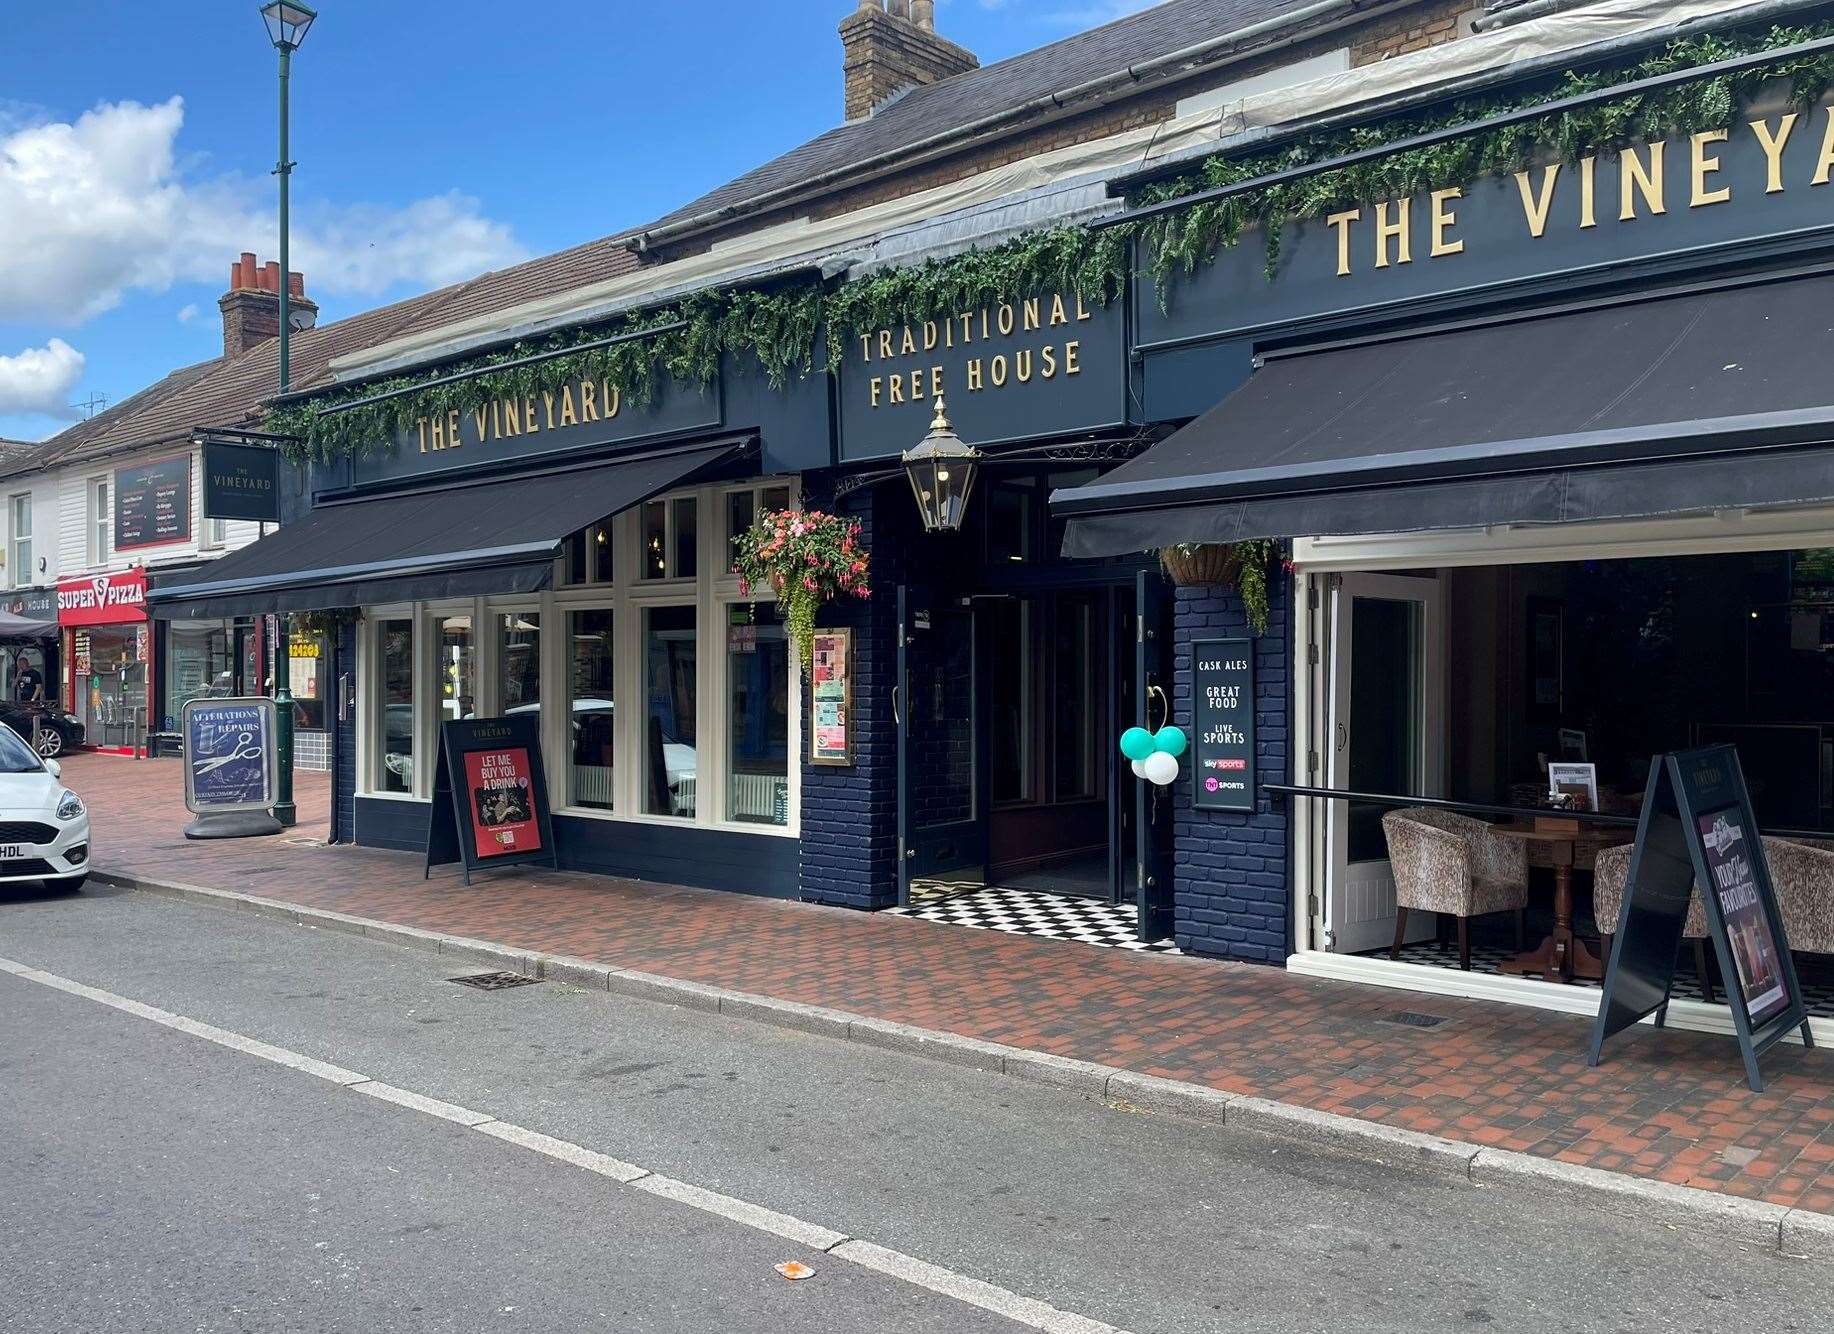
[152,438,748,619]
[1054,272,1834,557]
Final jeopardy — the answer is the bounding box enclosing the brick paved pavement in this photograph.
[42,752,1834,1216]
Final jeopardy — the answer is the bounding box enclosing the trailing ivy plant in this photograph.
[269,20,1834,461]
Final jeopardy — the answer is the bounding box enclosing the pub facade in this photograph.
[152,0,1834,1038]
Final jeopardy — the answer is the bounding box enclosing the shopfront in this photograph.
[1054,67,1834,1032]
[58,568,151,753]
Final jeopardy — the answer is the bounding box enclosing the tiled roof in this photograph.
[645,0,1332,237]
[15,232,640,475]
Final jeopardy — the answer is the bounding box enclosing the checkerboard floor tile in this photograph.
[888,882,1181,954]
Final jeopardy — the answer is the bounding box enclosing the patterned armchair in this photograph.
[1381,808,1530,970]
[1593,841,1715,1000]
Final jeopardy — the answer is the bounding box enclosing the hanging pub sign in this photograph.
[181,698,277,814]
[1588,744,1813,1091]
[809,629,853,766]
[424,715,557,885]
[836,287,1128,463]
[202,441,281,523]
[1191,638,1255,812]
[114,455,192,549]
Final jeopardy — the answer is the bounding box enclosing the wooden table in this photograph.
[1494,819,1633,985]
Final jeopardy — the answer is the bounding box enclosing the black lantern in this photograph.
[261,0,317,50]
[902,394,981,534]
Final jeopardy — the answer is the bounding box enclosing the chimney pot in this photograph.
[840,0,976,120]
[886,0,909,18]
[288,271,305,298]
[218,253,315,357]
[262,260,281,292]
[911,0,934,28]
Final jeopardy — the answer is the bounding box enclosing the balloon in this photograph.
[1152,726,1187,757]
[1119,727,1156,762]
[1130,758,1149,779]
[1143,751,1180,787]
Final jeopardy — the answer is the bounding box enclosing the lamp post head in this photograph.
[901,393,982,534]
[261,1,317,51]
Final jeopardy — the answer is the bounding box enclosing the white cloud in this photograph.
[0,338,85,420]
[175,302,199,324]
[0,97,527,327]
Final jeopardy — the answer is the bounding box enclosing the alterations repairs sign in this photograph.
[1192,638,1255,812]
[425,715,557,885]
[182,697,276,814]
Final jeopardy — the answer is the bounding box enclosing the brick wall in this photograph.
[841,4,979,122]
[1350,0,1475,65]
[1170,574,1292,964]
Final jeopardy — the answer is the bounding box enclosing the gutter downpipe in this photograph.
[627,0,1379,255]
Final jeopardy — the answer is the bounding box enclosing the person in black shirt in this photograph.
[14,660,43,704]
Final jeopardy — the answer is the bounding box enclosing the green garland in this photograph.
[270,21,1834,461]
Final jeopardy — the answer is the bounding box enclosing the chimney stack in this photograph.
[217,252,317,357]
[841,0,977,122]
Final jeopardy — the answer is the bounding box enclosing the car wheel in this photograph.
[34,728,63,758]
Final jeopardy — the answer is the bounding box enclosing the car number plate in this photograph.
[0,845,27,859]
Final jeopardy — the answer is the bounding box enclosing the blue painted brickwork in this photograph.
[1171,574,1292,964]
[797,483,907,910]
[333,620,356,845]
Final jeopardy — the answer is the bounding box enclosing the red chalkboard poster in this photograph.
[425,716,556,885]
[463,746,542,861]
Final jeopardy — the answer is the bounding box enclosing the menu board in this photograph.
[809,629,852,766]
[114,455,192,549]
[425,715,556,885]
[1696,805,1790,1026]
[1191,638,1255,811]
[182,698,276,814]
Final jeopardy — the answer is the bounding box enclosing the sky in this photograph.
[0,0,1160,442]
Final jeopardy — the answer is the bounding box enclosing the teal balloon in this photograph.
[1119,727,1155,762]
[1153,726,1188,757]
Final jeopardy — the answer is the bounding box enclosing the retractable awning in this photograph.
[152,438,749,619]
[1054,273,1834,557]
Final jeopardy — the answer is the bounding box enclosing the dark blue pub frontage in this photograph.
[151,38,1834,1025]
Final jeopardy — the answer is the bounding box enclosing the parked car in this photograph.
[0,723,90,891]
[0,702,86,759]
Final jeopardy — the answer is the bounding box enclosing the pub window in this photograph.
[640,496,698,581]
[562,522,614,587]
[497,611,541,717]
[377,618,415,795]
[725,603,790,826]
[89,478,111,564]
[643,604,698,816]
[437,613,475,724]
[726,484,792,565]
[568,609,615,809]
[9,493,30,588]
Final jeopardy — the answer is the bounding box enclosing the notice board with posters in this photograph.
[809,629,852,766]
[114,455,192,550]
[1191,638,1255,811]
[425,716,557,885]
[181,697,276,814]
[1589,745,1813,1090]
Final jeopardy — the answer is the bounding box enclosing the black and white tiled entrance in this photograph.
[888,881,1182,954]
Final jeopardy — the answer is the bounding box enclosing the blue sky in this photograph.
[0,0,1156,441]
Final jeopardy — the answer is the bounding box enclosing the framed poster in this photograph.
[425,715,557,885]
[1546,762,1598,812]
[1589,744,1813,1090]
[1191,638,1255,811]
[114,455,192,550]
[181,697,276,814]
[809,629,852,766]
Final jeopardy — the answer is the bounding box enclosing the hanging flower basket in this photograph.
[292,606,360,638]
[1157,543,1242,588]
[733,508,872,672]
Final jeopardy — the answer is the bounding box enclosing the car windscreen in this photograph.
[0,725,42,773]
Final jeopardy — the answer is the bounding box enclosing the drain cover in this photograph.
[448,971,543,991]
[1379,1010,1450,1029]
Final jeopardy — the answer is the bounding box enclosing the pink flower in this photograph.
[803,577,817,592]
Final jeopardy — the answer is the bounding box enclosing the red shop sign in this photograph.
[57,568,149,626]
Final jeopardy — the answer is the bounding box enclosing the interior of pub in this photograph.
[1332,545,1834,1016]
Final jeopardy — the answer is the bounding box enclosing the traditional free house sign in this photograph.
[837,287,1128,462]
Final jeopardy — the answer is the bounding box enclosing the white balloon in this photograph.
[1130,758,1149,779]
[1143,751,1179,787]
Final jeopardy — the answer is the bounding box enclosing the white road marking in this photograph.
[0,955,1131,1334]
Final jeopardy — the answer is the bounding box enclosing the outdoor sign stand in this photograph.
[1588,744,1814,1091]
[181,697,282,839]
[424,716,557,886]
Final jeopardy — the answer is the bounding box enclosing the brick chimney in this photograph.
[217,251,317,357]
[840,0,977,122]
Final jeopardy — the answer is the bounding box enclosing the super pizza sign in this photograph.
[57,569,149,626]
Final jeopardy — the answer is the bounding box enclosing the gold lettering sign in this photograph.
[1331,109,1833,279]
[416,374,624,453]
[856,289,1092,410]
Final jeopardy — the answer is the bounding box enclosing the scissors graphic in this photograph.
[194,730,263,775]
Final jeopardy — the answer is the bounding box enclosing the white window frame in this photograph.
[9,493,31,588]
[357,476,801,839]
[89,477,111,566]
[205,517,230,549]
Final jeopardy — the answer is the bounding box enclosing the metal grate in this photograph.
[1379,1010,1451,1029]
[448,971,543,991]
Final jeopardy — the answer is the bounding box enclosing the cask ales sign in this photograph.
[1191,638,1255,812]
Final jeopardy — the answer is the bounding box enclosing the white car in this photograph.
[0,724,89,890]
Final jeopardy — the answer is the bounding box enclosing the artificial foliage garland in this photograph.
[267,22,1834,462]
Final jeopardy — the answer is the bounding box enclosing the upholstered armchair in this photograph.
[1381,808,1530,970]
[1592,841,1715,1001]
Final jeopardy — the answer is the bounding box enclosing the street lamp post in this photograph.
[261,1,315,827]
